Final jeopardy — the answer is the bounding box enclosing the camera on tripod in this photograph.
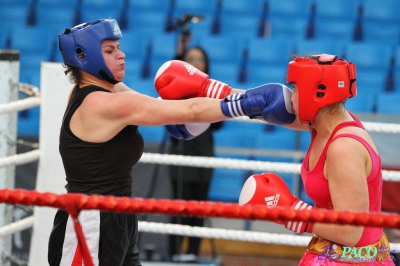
[168,13,205,36]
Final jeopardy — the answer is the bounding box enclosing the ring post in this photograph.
[0,50,20,266]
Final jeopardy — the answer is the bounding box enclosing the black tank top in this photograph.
[59,85,144,196]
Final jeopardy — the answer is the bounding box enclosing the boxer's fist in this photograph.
[165,123,210,140]
[239,172,313,234]
[239,172,295,207]
[220,83,295,125]
[154,60,232,100]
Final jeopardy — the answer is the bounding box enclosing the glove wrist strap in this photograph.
[220,93,245,117]
[205,79,232,99]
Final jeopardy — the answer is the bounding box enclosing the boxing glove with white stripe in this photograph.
[239,172,314,234]
[154,60,232,100]
[165,123,210,140]
[220,83,295,125]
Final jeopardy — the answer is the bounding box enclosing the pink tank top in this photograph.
[301,113,383,246]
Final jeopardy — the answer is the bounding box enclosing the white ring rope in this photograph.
[0,97,40,115]
[1,151,400,182]
[0,150,40,168]
[0,216,34,238]
[1,216,399,253]
[139,153,400,182]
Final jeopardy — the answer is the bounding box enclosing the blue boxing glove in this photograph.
[165,123,210,140]
[220,83,295,125]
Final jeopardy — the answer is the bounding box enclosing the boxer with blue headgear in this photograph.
[50,16,312,266]
[58,18,122,84]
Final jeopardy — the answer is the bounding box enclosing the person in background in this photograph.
[166,32,223,263]
[48,17,296,266]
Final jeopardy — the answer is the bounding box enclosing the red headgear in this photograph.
[286,54,357,124]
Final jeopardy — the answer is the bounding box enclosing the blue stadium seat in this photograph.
[219,14,259,39]
[128,10,168,33]
[395,69,400,92]
[10,26,54,54]
[254,127,297,151]
[208,168,247,202]
[269,0,313,19]
[19,52,49,72]
[199,36,245,64]
[19,68,41,88]
[395,47,400,70]
[247,64,287,85]
[139,125,166,143]
[363,22,400,45]
[81,0,123,9]
[298,131,311,152]
[81,1,122,22]
[175,0,216,16]
[376,92,400,115]
[124,76,159,98]
[213,127,257,150]
[314,19,355,43]
[0,3,29,26]
[220,118,267,133]
[355,69,387,93]
[343,42,394,72]
[119,29,151,59]
[314,0,360,21]
[38,0,77,7]
[36,5,76,29]
[248,38,294,66]
[294,39,344,57]
[221,0,264,16]
[345,89,376,114]
[210,61,240,85]
[130,0,170,12]
[186,18,213,39]
[269,17,308,40]
[150,33,176,62]
[132,32,176,76]
[18,105,40,137]
[362,0,400,24]
[123,58,142,83]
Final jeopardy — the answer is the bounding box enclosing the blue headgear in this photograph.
[58,18,122,84]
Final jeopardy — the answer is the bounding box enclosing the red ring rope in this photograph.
[1,188,399,228]
[2,188,399,266]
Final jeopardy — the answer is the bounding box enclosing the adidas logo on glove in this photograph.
[264,194,280,207]
[184,64,196,75]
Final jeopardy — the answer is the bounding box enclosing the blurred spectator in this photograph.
[166,31,223,263]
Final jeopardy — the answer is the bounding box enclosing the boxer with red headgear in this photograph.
[240,55,394,265]
[286,54,357,125]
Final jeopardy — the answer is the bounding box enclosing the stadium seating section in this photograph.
[2,0,400,203]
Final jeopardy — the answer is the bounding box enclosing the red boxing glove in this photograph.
[154,60,232,99]
[239,172,314,234]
